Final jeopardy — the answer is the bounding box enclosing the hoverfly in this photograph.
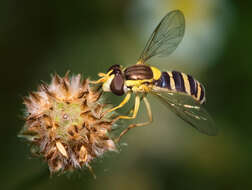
[93,10,217,142]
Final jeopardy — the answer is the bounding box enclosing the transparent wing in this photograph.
[150,87,217,136]
[139,10,185,63]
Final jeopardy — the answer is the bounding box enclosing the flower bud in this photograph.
[19,73,118,174]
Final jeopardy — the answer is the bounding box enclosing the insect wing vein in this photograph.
[150,87,217,136]
[139,10,185,63]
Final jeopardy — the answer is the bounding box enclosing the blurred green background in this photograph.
[1,0,252,189]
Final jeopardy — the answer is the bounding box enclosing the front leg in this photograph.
[106,93,131,114]
[91,70,113,84]
[90,73,105,84]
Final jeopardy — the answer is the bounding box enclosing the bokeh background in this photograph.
[1,0,251,189]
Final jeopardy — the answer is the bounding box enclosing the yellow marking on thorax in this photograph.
[167,72,175,90]
[132,85,151,93]
[125,79,153,93]
[125,79,153,87]
[181,73,191,95]
[150,66,161,80]
[196,81,201,101]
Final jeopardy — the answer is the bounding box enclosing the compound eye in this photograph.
[110,74,125,96]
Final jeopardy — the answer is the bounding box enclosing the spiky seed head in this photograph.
[19,73,118,174]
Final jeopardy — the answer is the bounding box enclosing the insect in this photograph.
[93,10,217,142]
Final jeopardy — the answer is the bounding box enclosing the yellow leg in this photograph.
[98,72,106,77]
[118,95,140,120]
[91,70,113,84]
[91,74,106,84]
[106,93,132,113]
[116,96,153,142]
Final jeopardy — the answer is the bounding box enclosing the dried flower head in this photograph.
[19,72,118,175]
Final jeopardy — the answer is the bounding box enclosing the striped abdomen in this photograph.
[154,71,206,104]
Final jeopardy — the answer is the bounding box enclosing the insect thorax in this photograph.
[122,65,161,93]
[124,64,153,80]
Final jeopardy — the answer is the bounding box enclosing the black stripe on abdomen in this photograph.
[187,74,197,97]
[154,72,171,89]
[154,71,206,104]
[199,84,205,102]
[172,71,185,93]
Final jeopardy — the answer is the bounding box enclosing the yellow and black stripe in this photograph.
[154,71,206,104]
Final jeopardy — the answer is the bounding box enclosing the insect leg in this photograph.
[116,95,152,142]
[107,93,132,113]
[91,74,106,84]
[117,94,140,120]
[87,164,96,179]
[91,70,113,84]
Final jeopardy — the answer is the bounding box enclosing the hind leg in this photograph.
[116,96,152,142]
